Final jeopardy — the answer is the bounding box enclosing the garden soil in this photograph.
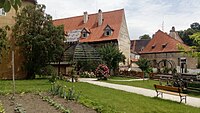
[0,93,96,113]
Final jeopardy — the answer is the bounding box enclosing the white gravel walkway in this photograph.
[79,78,200,108]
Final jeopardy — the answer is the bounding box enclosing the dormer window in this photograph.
[82,32,88,38]
[152,44,156,49]
[81,28,90,38]
[162,43,168,48]
[104,25,114,36]
[0,8,6,16]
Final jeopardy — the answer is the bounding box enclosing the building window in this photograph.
[81,28,90,38]
[162,43,167,48]
[152,44,156,49]
[104,25,114,36]
[105,30,112,36]
[82,32,88,38]
[0,8,6,16]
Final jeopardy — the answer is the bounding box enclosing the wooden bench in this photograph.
[154,84,187,103]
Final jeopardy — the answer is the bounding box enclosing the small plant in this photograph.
[0,101,5,113]
[42,96,70,113]
[95,64,110,80]
[50,83,80,101]
[50,83,63,96]
[14,103,26,113]
[67,87,80,101]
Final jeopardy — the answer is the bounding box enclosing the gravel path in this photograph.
[79,78,200,108]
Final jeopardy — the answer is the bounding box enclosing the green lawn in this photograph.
[106,77,200,98]
[0,79,51,94]
[107,79,160,89]
[108,76,135,80]
[0,79,200,113]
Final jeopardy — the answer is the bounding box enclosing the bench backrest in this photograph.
[154,84,182,93]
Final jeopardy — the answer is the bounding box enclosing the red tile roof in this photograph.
[53,9,124,43]
[140,30,190,54]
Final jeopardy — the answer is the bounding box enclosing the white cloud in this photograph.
[37,0,200,40]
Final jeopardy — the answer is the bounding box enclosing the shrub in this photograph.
[76,60,101,73]
[38,65,58,82]
[50,83,80,101]
[80,71,96,78]
[39,65,57,76]
[95,64,110,80]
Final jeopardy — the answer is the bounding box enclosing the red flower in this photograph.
[95,64,110,79]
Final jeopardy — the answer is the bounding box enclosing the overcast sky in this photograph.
[37,0,200,40]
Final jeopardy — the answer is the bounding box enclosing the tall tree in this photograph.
[139,34,151,40]
[12,4,65,79]
[0,0,22,12]
[98,43,125,75]
[190,22,200,30]
[178,22,200,46]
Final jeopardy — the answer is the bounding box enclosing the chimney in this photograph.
[98,9,103,26]
[83,11,88,23]
[170,26,175,32]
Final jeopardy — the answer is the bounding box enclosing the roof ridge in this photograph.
[53,9,124,22]
[158,30,188,47]
[140,30,190,54]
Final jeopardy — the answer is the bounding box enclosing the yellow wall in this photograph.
[0,1,35,79]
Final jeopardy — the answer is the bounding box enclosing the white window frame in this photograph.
[82,32,88,38]
[0,8,6,16]
[104,30,112,36]
[104,25,113,36]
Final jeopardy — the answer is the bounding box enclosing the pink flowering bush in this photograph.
[95,64,110,80]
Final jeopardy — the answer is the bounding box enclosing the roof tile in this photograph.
[140,30,190,54]
[53,9,124,43]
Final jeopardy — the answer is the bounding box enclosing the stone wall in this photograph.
[140,52,198,69]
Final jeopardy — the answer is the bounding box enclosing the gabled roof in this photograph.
[140,30,190,54]
[131,39,150,53]
[81,28,90,33]
[53,9,124,43]
[104,24,114,31]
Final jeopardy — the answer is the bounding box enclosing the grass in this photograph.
[106,77,200,98]
[108,76,134,80]
[0,79,200,113]
[0,79,51,94]
[107,78,160,89]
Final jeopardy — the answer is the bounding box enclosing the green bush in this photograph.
[76,60,101,73]
[40,65,57,76]
[80,71,96,78]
